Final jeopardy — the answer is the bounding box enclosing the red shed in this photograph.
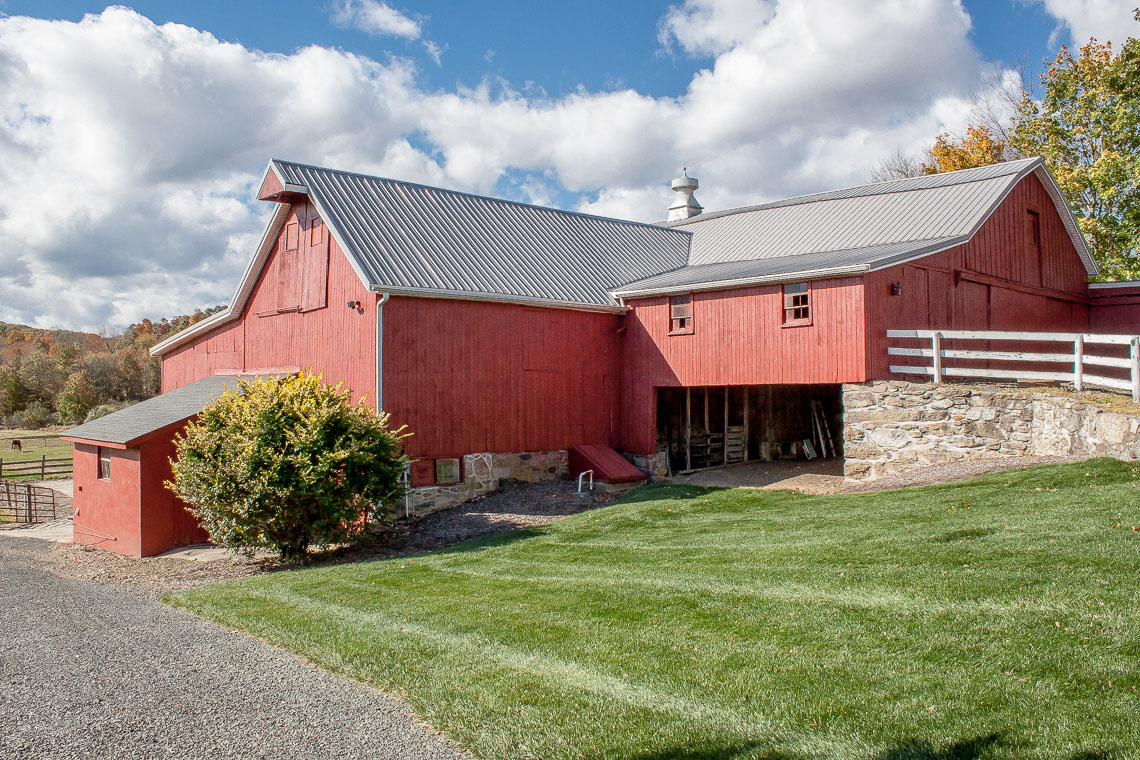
[66,155,1139,553]
[62,375,250,556]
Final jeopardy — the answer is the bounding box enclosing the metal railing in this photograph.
[887,330,1140,401]
[0,482,60,524]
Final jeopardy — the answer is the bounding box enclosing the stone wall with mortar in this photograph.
[407,450,568,516]
[622,447,669,479]
[843,381,1140,479]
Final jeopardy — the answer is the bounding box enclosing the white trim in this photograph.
[375,291,389,411]
[1089,281,1140,290]
[150,201,293,356]
[369,285,628,312]
[611,264,870,298]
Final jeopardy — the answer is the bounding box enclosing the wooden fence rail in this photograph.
[0,456,73,481]
[0,482,59,524]
[887,330,1140,401]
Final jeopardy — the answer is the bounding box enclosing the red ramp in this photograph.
[568,444,647,484]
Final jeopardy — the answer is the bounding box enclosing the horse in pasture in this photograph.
[10,439,21,452]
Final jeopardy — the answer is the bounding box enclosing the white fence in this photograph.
[887,330,1140,401]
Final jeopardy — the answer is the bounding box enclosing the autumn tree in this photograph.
[1011,26,1140,280]
[55,370,99,425]
[920,125,1008,174]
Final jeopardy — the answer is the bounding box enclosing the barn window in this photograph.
[782,282,811,325]
[284,222,299,251]
[1027,209,1041,248]
[435,458,461,485]
[669,294,694,335]
[97,447,111,480]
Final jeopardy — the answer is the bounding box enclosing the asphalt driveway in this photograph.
[0,537,466,760]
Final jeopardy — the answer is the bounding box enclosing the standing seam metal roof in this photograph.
[272,160,691,307]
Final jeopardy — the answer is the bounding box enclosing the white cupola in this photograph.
[667,168,703,222]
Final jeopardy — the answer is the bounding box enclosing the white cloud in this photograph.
[422,39,445,65]
[1034,0,1137,48]
[331,0,421,39]
[0,2,1009,329]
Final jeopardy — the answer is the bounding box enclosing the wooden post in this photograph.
[685,387,691,472]
[1131,337,1140,403]
[703,387,710,433]
[1074,336,1084,391]
[40,455,45,480]
[743,387,750,462]
[723,387,729,465]
[932,331,943,384]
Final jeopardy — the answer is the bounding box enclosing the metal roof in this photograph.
[151,156,1095,355]
[271,160,691,307]
[613,238,962,296]
[662,158,1095,276]
[61,375,249,446]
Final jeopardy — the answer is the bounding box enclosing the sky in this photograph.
[0,0,1136,331]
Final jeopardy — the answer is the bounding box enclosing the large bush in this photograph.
[167,373,409,560]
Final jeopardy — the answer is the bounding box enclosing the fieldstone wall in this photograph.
[843,381,1140,479]
[622,447,668,479]
[407,450,568,516]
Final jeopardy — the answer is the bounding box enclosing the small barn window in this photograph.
[1027,209,1041,248]
[435,458,461,485]
[669,294,694,335]
[782,282,811,325]
[97,447,111,481]
[284,222,299,251]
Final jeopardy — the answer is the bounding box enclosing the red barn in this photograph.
[64,156,1136,555]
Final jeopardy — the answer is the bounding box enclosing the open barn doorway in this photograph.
[656,385,843,475]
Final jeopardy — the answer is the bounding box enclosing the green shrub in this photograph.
[167,373,409,560]
[13,401,55,429]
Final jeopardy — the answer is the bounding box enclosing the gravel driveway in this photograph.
[0,537,466,760]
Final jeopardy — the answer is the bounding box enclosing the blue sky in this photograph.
[0,1,1135,330]
[0,1,1089,99]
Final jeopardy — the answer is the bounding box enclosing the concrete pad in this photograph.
[157,544,271,562]
[1,517,73,543]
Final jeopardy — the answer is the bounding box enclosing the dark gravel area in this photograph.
[405,478,616,551]
[0,537,467,760]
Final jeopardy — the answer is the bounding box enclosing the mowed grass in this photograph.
[171,459,1140,760]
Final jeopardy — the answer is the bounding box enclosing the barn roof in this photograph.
[151,155,1094,355]
[270,159,691,308]
[617,157,1097,296]
[61,375,249,447]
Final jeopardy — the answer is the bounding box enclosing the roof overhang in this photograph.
[612,264,872,299]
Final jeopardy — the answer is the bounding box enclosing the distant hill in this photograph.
[1,306,224,429]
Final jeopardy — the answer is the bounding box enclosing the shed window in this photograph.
[669,294,694,334]
[435,458,461,485]
[782,282,811,325]
[97,447,111,481]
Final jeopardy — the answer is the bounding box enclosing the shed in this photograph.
[61,374,248,557]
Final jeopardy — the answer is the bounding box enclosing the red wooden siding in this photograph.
[864,173,1092,377]
[618,277,867,453]
[382,296,622,459]
[1090,286,1140,333]
[161,200,375,404]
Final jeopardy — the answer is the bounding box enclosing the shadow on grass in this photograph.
[614,743,806,760]
[872,733,1004,760]
[616,482,727,505]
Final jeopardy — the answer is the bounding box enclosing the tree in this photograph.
[920,125,1008,174]
[1011,26,1140,280]
[18,347,63,404]
[56,370,100,425]
[0,362,29,415]
[167,373,410,561]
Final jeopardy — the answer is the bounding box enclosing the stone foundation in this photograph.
[407,450,568,516]
[844,381,1140,479]
[622,447,668,479]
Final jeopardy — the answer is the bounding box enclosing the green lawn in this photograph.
[171,460,1140,760]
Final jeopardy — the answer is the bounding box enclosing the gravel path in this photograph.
[0,537,466,760]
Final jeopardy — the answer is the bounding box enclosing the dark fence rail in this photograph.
[0,456,73,481]
[0,482,60,524]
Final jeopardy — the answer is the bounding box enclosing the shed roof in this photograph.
[61,375,248,447]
